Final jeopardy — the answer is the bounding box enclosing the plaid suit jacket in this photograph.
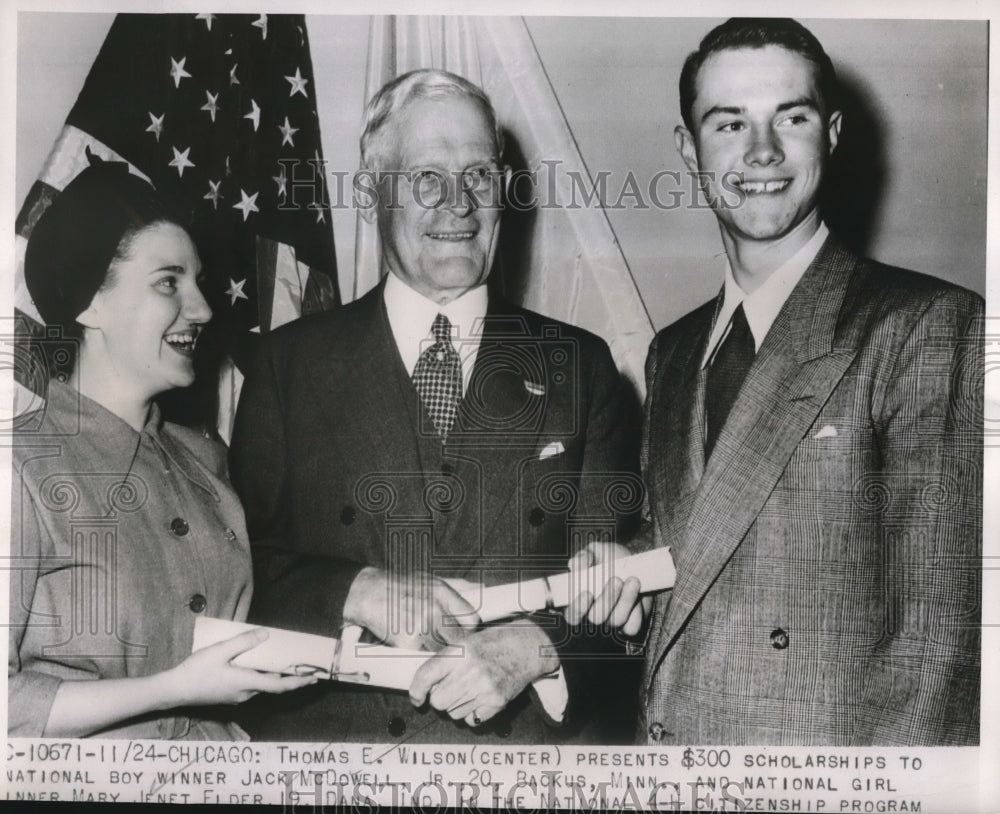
[638,236,982,745]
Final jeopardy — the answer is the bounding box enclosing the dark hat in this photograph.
[24,155,183,329]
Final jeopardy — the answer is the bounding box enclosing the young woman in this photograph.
[10,158,315,739]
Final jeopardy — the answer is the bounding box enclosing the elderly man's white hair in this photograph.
[360,69,504,171]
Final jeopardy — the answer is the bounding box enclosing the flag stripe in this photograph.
[271,239,305,331]
[14,236,43,323]
[15,181,59,240]
[255,235,279,332]
[302,263,337,316]
[215,355,245,447]
[36,124,150,194]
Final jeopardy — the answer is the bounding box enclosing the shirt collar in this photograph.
[703,222,828,367]
[42,379,217,498]
[44,377,162,447]
[383,271,489,384]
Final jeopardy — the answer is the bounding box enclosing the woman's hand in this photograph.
[157,629,318,707]
[42,629,318,738]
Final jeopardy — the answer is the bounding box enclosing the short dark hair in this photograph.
[24,157,192,384]
[25,157,192,339]
[679,18,839,130]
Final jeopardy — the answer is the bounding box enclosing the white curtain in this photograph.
[354,16,484,302]
[354,16,653,394]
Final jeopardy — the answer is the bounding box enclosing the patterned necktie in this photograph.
[704,303,755,458]
[412,313,463,441]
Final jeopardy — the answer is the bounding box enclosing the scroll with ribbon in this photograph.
[191,618,431,690]
[193,547,676,688]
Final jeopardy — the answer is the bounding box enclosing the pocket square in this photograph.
[539,441,565,460]
[524,380,546,396]
[813,424,838,439]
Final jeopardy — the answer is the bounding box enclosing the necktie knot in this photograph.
[431,313,452,346]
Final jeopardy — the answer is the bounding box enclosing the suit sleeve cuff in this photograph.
[529,666,568,723]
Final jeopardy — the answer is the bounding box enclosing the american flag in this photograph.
[14,13,338,432]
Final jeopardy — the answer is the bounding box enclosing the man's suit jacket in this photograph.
[639,236,982,746]
[229,281,641,743]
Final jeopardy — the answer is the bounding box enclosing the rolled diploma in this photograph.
[338,627,431,691]
[456,546,676,624]
[191,547,675,689]
[191,617,430,690]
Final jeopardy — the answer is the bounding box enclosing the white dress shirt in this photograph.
[382,271,568,722]
[702,222,829,367]
[383,271,488,390]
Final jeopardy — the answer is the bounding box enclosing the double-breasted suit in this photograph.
[230,281,641,743]
[639,236,982,745]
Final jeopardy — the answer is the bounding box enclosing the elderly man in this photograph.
[578,18,982,745]
[230,69,640,743]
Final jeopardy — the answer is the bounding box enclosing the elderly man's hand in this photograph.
[563,542,650,636]
[408,621,559,726]
[343,566,480,651]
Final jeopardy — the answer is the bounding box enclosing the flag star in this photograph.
[145,112,165,142]
[273,166,287,200]
[233,188,259,221]
[278,116,299,147]
[310,203,326,224]
[243,99,261,132]
[229,63,240,86]
[168,145,195,178]
[195,13,215,31]
[252,14,268,40]
[285,67,309,98]
[204,179,223,209]
[226,277,249,306]
[200,91,220,122]
[169,56,191,88]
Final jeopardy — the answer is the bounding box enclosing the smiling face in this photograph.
[77,221,212,405]
[675,45,841,252]
[368,94,509,305]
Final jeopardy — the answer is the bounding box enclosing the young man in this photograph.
[581,18,982,746]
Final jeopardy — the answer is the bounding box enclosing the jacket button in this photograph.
[648,722,665,742]
[170,517,189,536]
[495,720,512,738]
[188,594,207,613]
[770,628,789,650]
[225,527,238,543]
[340,506,356,525]
[387,717,406,737]
[528,507,545,527]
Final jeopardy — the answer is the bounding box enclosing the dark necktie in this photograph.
[412,313,462,441]
[704,303,754,458]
